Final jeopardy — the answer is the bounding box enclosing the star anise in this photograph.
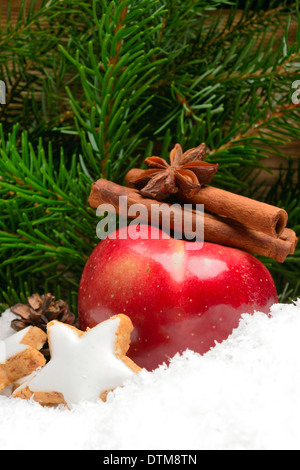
[130,143,219,201]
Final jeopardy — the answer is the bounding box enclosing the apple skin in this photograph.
[78,225,278,370]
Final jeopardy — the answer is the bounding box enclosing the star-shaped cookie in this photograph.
[0,326,47,392]
[13,314,141,407]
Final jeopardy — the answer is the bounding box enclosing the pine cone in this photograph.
[10,293,79,360]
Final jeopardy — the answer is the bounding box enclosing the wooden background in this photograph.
[1,0,299,191]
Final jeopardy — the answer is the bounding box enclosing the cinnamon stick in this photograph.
[89,178,295,263]
[280,228,298,255]
[125,168,288,238]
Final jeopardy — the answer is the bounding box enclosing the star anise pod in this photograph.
[10,293,79,359]
[131,143,219,201]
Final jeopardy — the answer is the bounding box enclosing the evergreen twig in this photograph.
[0,0,299,310]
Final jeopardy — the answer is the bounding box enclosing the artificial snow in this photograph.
[1,301,300,450]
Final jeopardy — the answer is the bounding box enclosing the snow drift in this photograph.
[0,301,300,450]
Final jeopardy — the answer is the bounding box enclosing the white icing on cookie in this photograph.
[0,327,32,364]
[15,318,136,406]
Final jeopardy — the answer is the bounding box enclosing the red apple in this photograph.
[78,225,278,370]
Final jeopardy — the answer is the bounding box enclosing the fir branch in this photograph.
[60,0,169,180]
[0,0,299,309]
[0,125,97,308]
